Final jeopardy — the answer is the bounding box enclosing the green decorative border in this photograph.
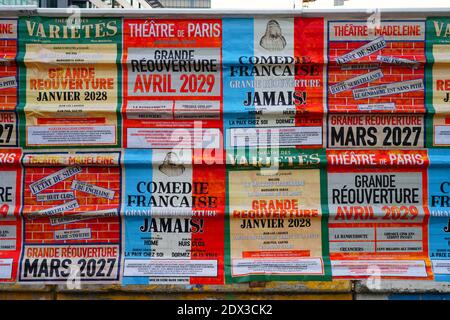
[224,148,331,283]
[17,16,122,149]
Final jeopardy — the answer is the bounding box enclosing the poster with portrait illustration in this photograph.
[19,152,121,283]
[225,148,330,282]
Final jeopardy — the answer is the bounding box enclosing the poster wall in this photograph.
[428,149,450,281]
[0,14,449,284]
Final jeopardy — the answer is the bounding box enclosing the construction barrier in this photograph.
[0,9,449,293]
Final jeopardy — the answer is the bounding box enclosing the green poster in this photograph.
[225,147,331,283]
[18,16,122,148]
[426,17,450,147]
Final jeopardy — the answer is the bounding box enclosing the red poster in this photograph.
[19,152,121,283]
[0,19,17,147]
[327,20,426,113]
[122,19,223,151]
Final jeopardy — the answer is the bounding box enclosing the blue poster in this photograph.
[428,149,450,281]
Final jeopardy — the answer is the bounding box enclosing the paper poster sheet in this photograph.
[327,150,432,279]
[122,19,223,151]
[327,20,425,113]
[426,17,450,147]
[0,149,21,282]
[223,18,325,149]
[19,152,121,283]
[18,17,121,148]
[225,148,330,282]
[0,19,18,147]
[428,149,450,281]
